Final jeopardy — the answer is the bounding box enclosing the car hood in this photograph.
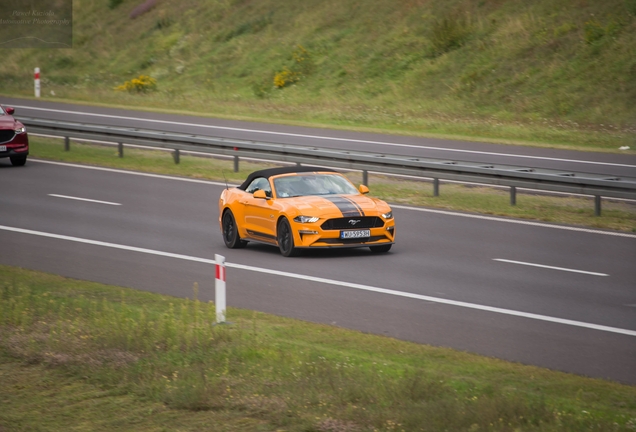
[0,115,19,130]
[284,194,389,217]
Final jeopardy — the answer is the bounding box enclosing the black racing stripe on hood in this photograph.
[342,196,366,216]
[322,196,363,217]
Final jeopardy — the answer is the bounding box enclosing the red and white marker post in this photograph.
[34,67,41,98]
[214,254,226,323]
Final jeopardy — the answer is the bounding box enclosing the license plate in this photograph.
[340,229,371,239]
[0,146,6,152]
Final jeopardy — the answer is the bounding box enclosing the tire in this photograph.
[369,244,392,253]
[277,218,300,257]
[222,210,247,249]
[10,155,27,167]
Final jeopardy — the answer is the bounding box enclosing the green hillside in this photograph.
[2,0,635,150]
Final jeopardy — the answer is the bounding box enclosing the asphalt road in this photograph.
[1,158,635,384]
[3,96,636,178]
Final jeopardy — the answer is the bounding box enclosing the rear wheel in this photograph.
[222,210,247,249]
[277,218,300,257]
[10,155,27,167]
[369,244,392,253]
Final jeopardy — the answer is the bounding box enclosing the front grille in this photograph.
[321,216,384,230]
[0,130,15,144]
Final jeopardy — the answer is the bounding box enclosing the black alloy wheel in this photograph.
[277,218,300,257]
[369,244,392,253]
[222,210,247,249]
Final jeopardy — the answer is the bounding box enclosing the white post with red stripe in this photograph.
[34,68,41,98]
[215,254,226,323]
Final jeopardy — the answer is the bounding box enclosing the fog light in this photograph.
[299,230,319,235]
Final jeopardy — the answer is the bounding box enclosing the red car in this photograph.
[0,105,29,166]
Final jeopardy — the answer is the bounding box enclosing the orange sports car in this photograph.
[218,166,396,257]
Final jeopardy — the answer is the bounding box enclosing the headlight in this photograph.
[382,211,393,219]
[15,126,26,134]
[294,215,319,223]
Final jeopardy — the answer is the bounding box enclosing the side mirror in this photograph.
[359,185,369,194]
[5,107,15,115]
[253,190,268,199]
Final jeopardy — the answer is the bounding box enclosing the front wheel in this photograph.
[222,210,247,249]
[369,244,392,253]
[277,218,300,257]
[10,155,27,167]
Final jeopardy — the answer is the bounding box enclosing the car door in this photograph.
[240,177,279,242]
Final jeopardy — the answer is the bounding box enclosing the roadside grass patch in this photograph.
[27,136,636,233]
[1,266,636,431]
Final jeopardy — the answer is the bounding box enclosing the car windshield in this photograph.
[274,174,359,198]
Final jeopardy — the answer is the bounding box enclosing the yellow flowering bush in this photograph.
[115,75,157,93]
[273,45,313,89]
[273,67,299,88]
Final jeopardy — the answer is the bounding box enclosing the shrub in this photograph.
[274,67,299,88]
[108,0,124,10]
[430,11,471,55]
[252,78,273,99]
[584,19,605,44]
[273,45,314,89]
[583,17,623,47]
[115,75,157,93]
[219,15,272,42]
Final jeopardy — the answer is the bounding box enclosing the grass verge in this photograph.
[26,135,636,233]
[2,0,636,151]
[2,265,636,432]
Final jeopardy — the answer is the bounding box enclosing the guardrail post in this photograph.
[594,195,601,216]
[233,155,239,172]
[64,136,70,151]
[433,178,439,197]
[510,186,517,206]
[173,149,180,164]
[362,170,368,186]
[118,142,124,158]
[215,254,226,324]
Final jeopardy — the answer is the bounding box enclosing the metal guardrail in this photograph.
[23,117,636,215]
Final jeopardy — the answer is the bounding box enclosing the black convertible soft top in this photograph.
[237,166,337,190]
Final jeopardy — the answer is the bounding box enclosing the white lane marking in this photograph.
[0,224,634,337]
[15,104,636,169]
[29,159,636,238]
[493,259,609,276]
[49,194,121,206]
[390,204,636,239]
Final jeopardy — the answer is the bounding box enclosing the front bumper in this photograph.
[0,134,29,159]
[0,147,29,159]
[293,222,396,249]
